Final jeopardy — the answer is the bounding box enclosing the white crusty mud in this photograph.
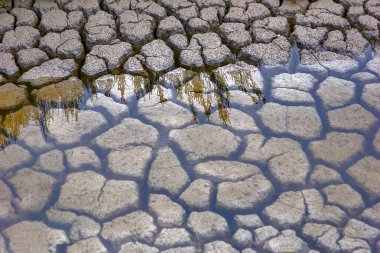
[0,0,380,252]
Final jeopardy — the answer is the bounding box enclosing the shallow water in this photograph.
[0,48,379,252]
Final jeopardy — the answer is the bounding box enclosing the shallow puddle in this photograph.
[0,49,379,253]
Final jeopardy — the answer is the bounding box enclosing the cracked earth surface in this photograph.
[0,0,380,252]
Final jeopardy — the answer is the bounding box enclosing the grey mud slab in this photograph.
[0,0,380,253]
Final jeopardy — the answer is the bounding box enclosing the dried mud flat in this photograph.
[0,0,380,252]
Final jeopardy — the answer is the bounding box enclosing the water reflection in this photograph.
[0,55,379,252]
[0,134,8,147]
[0,106,39,147]
[93,67,265,124]
[177,72,225,121]
[0,67,266,147]
[33,77,86,108]
[214,69,265,104]
[0,106,86,149]
[94,74,148,102]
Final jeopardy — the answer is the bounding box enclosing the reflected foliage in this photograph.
[33,77,86,108]
[0,106,39,148]
[159,69,265,123]
[0,70,265,148]
[95,74,148,101]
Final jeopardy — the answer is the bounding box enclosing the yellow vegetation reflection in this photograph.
[93,71,265,124]
[160,69,265,123]
[94,74,148,101]
[0,105,81,148]
[1,71,265,148]
[0,106,39,147]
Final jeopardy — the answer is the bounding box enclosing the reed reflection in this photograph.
[0,70,265,148]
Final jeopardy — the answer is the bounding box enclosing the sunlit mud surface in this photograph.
[0,50,380,252]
